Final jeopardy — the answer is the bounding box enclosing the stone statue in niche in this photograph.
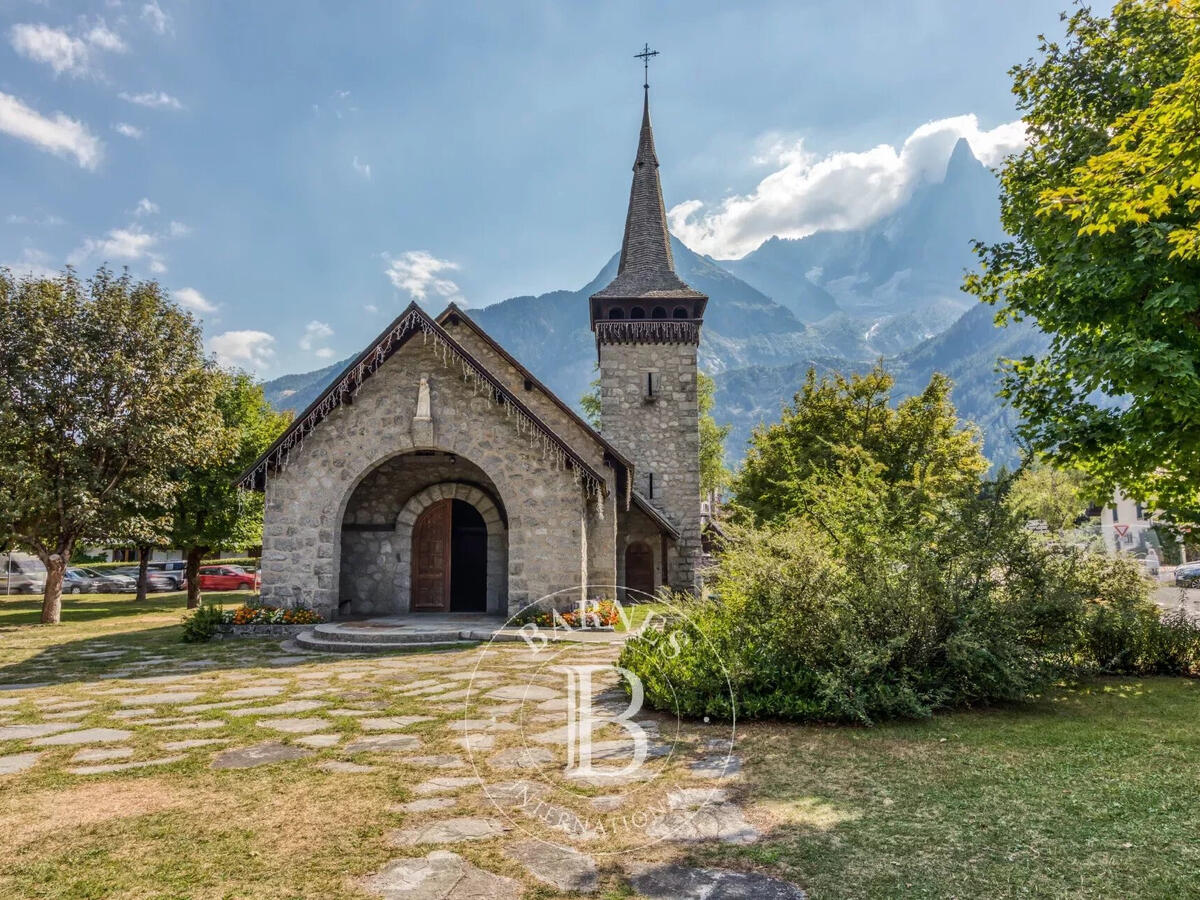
[412,374,434,446]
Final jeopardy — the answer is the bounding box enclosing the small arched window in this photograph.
[608,308,625,319]
[651,306,667,319]
[672,307,689,319]
[630,307,646,319]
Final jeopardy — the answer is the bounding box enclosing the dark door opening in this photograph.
[449,499,487,612]
[624,541,655,601]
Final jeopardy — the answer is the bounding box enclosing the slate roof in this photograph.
[591,90,706,301]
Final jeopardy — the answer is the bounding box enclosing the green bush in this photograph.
[621,467,1198,725]
[181,603,224,643]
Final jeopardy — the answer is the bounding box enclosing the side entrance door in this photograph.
[412,499,452,611]
[624,542,655,600]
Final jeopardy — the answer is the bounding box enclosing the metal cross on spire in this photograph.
[635,42,659,90]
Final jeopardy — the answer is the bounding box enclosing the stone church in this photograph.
[240,87,707,620]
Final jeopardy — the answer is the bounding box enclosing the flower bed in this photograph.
[514,599,619,630]
[224,605,322,626]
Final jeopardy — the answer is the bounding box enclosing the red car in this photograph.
[195,565,259,591]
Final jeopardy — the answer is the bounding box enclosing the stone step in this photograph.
[310,623,471,644]
[292,632,478,655]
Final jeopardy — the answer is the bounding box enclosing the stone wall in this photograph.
[598,340,701,592]
[260,334,615,619]
[338,454,507,616]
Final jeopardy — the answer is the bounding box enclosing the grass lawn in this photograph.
[1,593,1198,898]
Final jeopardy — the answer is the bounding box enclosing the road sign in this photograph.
[1114,524,1130,537]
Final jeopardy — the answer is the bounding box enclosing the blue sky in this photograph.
[0,0,1064,375]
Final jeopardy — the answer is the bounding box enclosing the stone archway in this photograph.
[394,483,507,614]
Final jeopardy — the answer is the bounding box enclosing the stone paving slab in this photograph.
[295,734,342,749]
[256,717,331,734]
[0,751,41,775]
[345,734,422,753]
[0,723,81,740]
[211,742,313,769]
[388,817,507,846]
[67,755,186,776]
[627,862,806,899]
[504,839,598,893]
[226,700,326,717]
[119,692,202,705]
[484,685,561,702]
[412,776,479,795]
[31,727,133,747]
[162,738,228,750]
[405,755,464,769]
[359,716,435,731]
[487,747,553,770]
[359,851,521,900]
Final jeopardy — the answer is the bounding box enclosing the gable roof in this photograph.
[434,303,634,478]
[238,303,610,497]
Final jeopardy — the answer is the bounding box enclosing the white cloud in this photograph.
[174,287,216,314]
[210,330,275,372]
[668,114,1028,259]
[9,24,90,76]
[167,220,189,237]
[384,250,463,305]
[114,122,143,139]
[298,319,334,356]
[119,90,182,110]
[364,303,379,314]
[141,1,170,35]
[0,92,102,169]
[85,22,126,53]
[352,155,371,178]
[70,226,158,264]
[9,21,126,77]
[133,197,158,217]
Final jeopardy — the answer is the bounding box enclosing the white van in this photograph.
[2,552,46,595]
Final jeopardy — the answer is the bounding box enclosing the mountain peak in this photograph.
[944,137,980,182]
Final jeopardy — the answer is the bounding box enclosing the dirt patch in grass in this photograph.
[0,778,197,844]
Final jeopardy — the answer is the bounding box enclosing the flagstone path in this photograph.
[0,632,805,898]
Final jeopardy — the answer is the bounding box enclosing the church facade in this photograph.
[240,88,707,620]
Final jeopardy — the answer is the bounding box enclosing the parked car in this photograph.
[1176,561,1200,588]
[63,568,106,594]
[147,561,187,590]
[111,567,176,592]
[76,568,136,593]
[195,565,259,591]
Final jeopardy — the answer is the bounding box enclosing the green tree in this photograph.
[698,371,731,496]
[966,1,1200,520]
[731,365,988,525]
[170,372,289,608]
[579,369,730,496]
[1005,460,1093,532]
[0,268,222,623]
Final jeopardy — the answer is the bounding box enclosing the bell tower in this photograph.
[590,65,706,593]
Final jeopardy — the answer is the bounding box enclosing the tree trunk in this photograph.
[135,546,151,603]
[185,545,208,609]
[39,540,73,625]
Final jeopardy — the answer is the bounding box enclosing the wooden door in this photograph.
[412,499,452,611]
[624,542,655,600]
